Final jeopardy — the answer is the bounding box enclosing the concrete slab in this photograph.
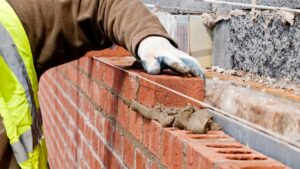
[143,0,212,13]
[213,0,300,11]
[143,0,157,4]
[212,12,300,82]
[143,0,300,13]
[212,21,232,69]
[156,0,181,13]
[179,0,212,13]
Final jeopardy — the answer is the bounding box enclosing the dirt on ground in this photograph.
[205,66,300,103]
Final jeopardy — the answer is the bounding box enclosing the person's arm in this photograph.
[9,0,204,78]
[95,0,205,77]
[95,0,177,56]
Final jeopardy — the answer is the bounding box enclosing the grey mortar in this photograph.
[212,12,300,82]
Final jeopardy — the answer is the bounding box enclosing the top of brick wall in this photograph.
[93,56,205,108]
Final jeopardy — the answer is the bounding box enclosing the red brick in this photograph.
[91,59,105,82]
[95,112,103,134]
[69,59,79,67]
[150,162,159,169]
[106,92,118,117]
[79,71,92,98]
[170,130,233,142]
[137,83,157,107]
[161,129,183,169]
[129,109,143,142]
[137,71,205,107]
[68,83,79,106]
[110,67,126,93]
[123,137,134,168]
[66,63,79,85]
[78,114,85,134]
[186,141,287,169]
[117,100,129,129]
[120,74,139,100]
[113,129,124,157]
[143,120,162,158]
[78,56,93,74]
[97,138,105,162]
[186,142,217,169]
[102,145,120,169]
[83,124,93,146]
[89,46,131,58]
[98,86,108,111]
[94,161,102,169]
[110,155,123,169]
[216,163,288,169]
[135,149,147,169]
[91,130,98,150]
[102,64,115,89]
[103,119,114,146]
[91,81,102,106]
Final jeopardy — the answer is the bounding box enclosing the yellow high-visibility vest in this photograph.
[0,0,48,168]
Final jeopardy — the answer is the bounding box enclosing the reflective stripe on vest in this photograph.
[0,0,47,168]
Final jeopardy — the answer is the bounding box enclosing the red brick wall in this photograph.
[39,55,287,169]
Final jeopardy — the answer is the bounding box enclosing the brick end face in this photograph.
[39,54,288,168]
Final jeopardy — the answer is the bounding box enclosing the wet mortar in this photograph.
[130,100,221,134]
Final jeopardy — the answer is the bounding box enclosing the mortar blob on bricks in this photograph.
[130,100,221,134]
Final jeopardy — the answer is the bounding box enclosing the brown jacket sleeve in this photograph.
[8,0,176,77]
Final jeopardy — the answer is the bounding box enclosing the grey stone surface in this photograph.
[142,0,157,4]
[143,0,212,13]
[261,0,300,8]
[178,0,212,13]
[212,21,233,69]
[144,0,300,14]
[212,0,251,11]
[156,0,181,13]
[213,12,300,82]
[212,0,300,11]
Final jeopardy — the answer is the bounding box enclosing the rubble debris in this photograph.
[211,66,243,77]
[208,66,300,94]
[130,101,221,134]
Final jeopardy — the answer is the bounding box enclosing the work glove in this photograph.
[137,36,205,79]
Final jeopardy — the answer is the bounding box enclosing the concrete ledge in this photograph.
[213,0,300,10]
[143,0,300,14]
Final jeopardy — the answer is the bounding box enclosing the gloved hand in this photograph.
[137,36,205,79]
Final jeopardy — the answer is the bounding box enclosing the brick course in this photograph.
[39,53,288,168]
